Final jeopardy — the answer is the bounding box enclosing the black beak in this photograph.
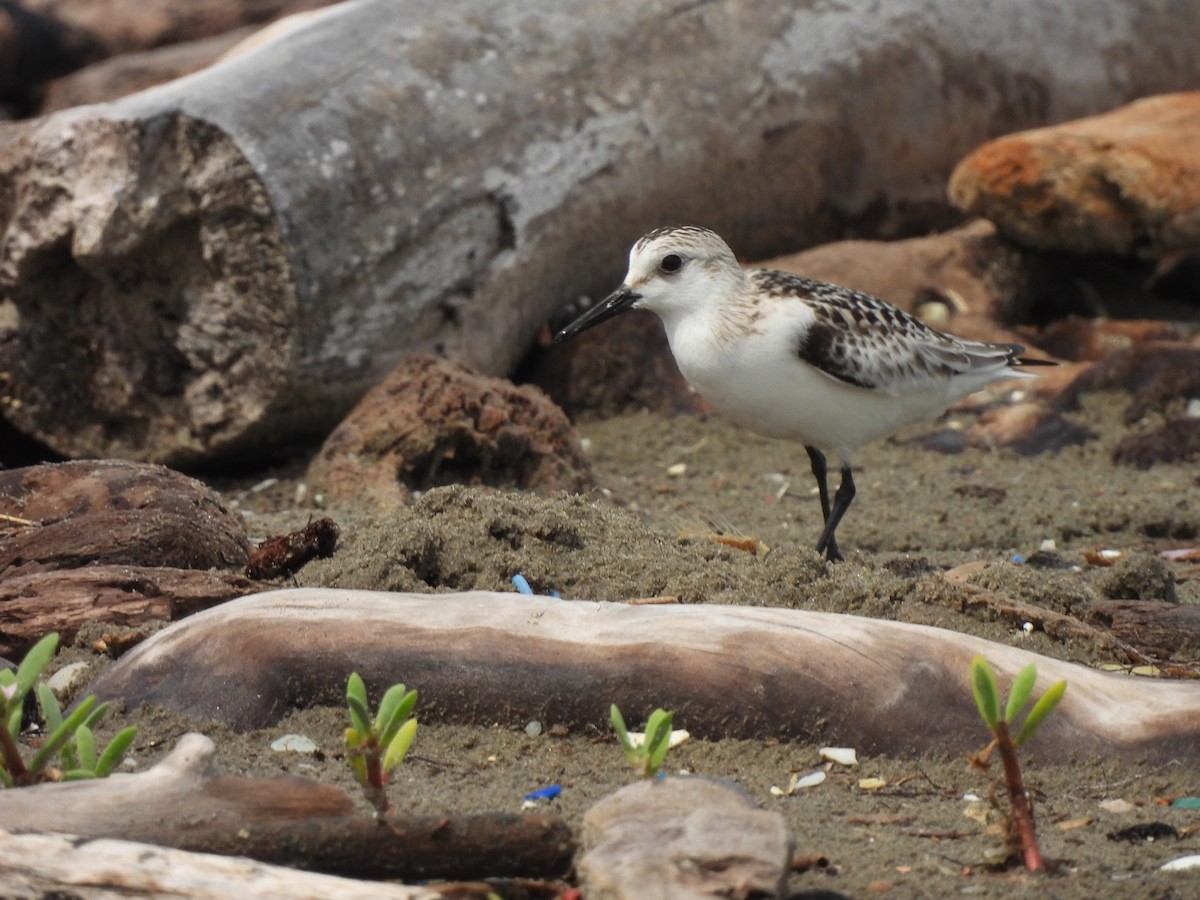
[554,286,642,343]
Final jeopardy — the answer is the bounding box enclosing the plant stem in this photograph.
[0,723,29,784]
[366,747,389,814]
[994,721,1044,872]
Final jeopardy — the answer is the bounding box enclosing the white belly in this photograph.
[665,320,983,463]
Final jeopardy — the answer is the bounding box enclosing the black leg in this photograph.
[804,446,833,522]
[814,465,855,562]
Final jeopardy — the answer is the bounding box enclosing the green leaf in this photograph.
[29,696,95,774]
[610,704,635,759]
[0,764,12,788]
[377,687,418,747]
[7,703,22,741]
[95,727,138,778]
[382,717,418,773]
[81,701,110,732]
[644,709,673,776]
[61,769,96,781]
[1004,665,1038,724]
[1014,680,1067,747]
[74,725,97,772]
[345,726,367,782]
[15,633,58,700]
[970,656,1001,730]
[345,673,371,735]
[36,684,63,735]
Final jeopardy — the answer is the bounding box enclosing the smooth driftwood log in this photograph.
[0,831,438,900]
[3,1,1200,463]
[86,589,1200,762]
[0,733,575,883]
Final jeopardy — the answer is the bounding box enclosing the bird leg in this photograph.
[805,446,841,561]
[814,465,855,562]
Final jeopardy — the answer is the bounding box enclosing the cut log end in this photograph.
[0,111,296,465]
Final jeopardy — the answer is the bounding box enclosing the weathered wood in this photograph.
[4,0,1200,462]
[1088,599,1200,663]
[0,564,265,657]
[0,460,251,579]
[0,829,438,899]
[0,732,575,883]
[85,588,1200,762]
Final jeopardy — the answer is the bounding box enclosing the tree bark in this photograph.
[3,0,1200,463]
[85,588,1200,762]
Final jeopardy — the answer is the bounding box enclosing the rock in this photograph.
[761,219,1058,341]
[1097,552,1177,603]
[83,587,1200,761]
[38,27,256,114]
[307,355,591,509]
[1036,316,1181,362]
[18,0,337,57]
[1056,343,1200,423]
[523,312,706,421]
[580,777,791,900]
[5,0,1200,463]
[45,659,91,697]
[0,1,102,117]
[949,92,1200,257]
[1111,418,1200,470]
[0,460,251,578]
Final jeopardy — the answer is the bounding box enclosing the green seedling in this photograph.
[610,704,674,778]
[0,632,137,787]
[344,672,418,815]
[969,656,1067,872]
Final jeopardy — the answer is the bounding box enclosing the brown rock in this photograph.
[949,92,1200,257]
[38,27,256,114]
[1036,316,1180,362]
[19,0,336,57]
[580,778,791,900]
[523,313,706,421]
[762,219,1057,334]
[307,355,592,509]
[0,459,251,578]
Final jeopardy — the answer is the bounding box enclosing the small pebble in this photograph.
[46,661,91,697]
[819,746,858,766]
[1039,538,1057,552]
[525,720,543,737]
[666,462,687,476]
[271,734,319,753]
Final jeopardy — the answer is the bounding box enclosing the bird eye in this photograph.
[659,254,683,274]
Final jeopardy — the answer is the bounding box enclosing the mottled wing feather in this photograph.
[751,270,1025,392]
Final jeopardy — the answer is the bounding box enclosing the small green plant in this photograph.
[969,656,1067,872]
[344,672,418,815]
[610,704,674,778]
[0,632,137,787]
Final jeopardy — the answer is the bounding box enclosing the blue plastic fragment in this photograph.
[1010,554,1025,564]
[1173,797,1200,809]
[524,784,562,801]
[512,573,533,595]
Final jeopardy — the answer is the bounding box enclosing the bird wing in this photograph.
[752,270,1028,393]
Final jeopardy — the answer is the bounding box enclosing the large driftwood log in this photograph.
[3,1,1200,463]
[0,733,575,883]
[86,589,1200,762]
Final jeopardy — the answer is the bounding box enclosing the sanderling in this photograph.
[555,225,1054,561]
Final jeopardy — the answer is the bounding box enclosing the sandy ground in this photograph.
[48,389,1200,898]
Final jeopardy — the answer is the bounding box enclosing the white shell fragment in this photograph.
[627,729,691,749]
[666,463,688,476]
[1160,855,1200,872]
[819,746,858,766]
[771,770,826,796]
[270,734,318,753]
